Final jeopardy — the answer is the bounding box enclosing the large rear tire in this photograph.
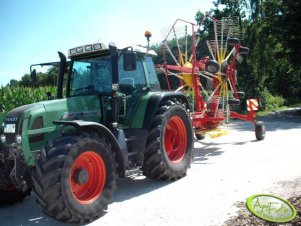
[142,99,193,181]
[32,133,117,223]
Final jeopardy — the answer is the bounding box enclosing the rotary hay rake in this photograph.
[158,15,265,140]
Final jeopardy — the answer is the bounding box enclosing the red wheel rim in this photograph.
[70,151,106,205]
[164,116,188,164]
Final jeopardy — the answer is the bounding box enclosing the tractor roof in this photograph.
[68,43,157,58]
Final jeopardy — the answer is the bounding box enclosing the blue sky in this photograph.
[0,0,214,86]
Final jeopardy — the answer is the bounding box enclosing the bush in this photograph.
[259,87,285,111]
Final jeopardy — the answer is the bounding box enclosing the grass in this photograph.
[256,103,301,117]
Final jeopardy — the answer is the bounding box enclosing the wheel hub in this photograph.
[73,168,89,185]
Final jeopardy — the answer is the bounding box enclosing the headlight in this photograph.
[15,135,22,144]
[0,134,6,144]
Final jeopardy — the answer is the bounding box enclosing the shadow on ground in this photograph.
[113,170,171,203]
[0,170,172,226]
[192,142,224,164]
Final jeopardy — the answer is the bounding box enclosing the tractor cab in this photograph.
[64,43,160,128]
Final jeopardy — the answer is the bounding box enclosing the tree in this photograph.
[196,0,301,104]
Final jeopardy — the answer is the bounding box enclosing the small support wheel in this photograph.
[255,121,266,140]
[195,133,205,140]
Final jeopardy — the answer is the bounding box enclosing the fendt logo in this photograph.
[4,117,18,123]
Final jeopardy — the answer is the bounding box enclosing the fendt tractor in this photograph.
[0,15,265,223]
[0,42,194,222]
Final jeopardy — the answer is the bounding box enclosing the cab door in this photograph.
[118,54,148,127]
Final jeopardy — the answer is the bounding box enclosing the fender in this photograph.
[53,120,125,177]
[142,92,190,129]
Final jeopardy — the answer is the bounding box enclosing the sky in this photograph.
[0,0,214,86]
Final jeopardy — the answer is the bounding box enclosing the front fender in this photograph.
[142,92,190,129]
[53,120,125,177]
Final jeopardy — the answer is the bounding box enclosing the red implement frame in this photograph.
[160,17,258,133]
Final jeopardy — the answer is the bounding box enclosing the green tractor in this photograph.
[0,43,193,223]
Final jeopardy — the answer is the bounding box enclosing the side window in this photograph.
[145,56,160,91]
[119,55,147,95]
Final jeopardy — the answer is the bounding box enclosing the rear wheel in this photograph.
[32,133,117,223]
[142,99,193,181]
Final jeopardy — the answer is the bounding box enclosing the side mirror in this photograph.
[123,52,136,71]
[31,69,37,84]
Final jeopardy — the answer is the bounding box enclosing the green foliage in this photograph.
[8,66,58,88]
[193,0,301,108]
[0,86,57,112]
[259,87,285,111]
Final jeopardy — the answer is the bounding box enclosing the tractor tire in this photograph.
[142,99,193,181]
[227,38,240,45]
[32,133,117,223]
[255,121,266,140]
[0,188,31,205]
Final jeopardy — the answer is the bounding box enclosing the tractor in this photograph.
[0,42,193,223]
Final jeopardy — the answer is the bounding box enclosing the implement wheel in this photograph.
[255,121,266,140]
[142,99,193,181]
[32,133,117,223]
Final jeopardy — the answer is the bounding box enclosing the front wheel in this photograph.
[0,189,31,205]
[142,99,193,181]
[32,133,117,223]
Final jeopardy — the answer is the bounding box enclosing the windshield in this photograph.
[70,56,112,96]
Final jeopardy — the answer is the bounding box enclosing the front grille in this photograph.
[5,133,15,145]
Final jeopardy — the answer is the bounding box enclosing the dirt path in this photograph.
[0,108,300,226]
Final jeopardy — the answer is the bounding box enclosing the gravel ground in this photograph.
[224,187,301,226]
[223,108,301,226]
[0,108,300,226]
